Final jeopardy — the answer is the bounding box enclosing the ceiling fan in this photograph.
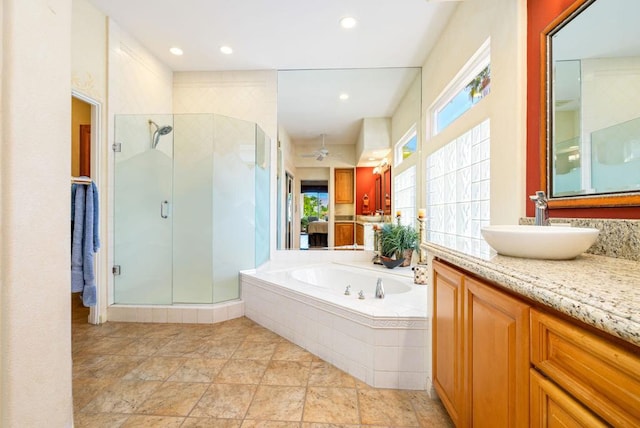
[301,134,330,161]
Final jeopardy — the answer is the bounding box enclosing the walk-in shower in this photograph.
[113,114,270,305]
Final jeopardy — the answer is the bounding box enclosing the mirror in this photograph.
[276,68,421,249]
[544,0,640,206]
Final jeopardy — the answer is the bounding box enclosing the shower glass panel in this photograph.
[113,114,269,305]
[114,114,174,304]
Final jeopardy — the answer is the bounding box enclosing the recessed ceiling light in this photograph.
[220,45,233,55]
[339,16,357,29]
[368,157,376,161]
[169,47,183,56]
[339,93,349,101]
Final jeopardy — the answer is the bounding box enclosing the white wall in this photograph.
[421,0,527,225]
[1,0,74,425]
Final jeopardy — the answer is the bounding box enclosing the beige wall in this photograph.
[1,0,74,426]
[421,0,527,225]
[173,70,278,141]
[71,0,107,103]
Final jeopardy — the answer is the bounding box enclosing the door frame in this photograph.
[72,90,103,324]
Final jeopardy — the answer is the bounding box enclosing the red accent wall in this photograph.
[356,167,375,215]
[526,0,640,219]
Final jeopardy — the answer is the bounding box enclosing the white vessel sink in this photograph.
[480,225,599,260]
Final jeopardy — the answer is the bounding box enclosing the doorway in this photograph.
[71,93,101,324]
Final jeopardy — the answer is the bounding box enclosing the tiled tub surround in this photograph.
[424,240,640,347]
[520,217,640,261]
[241,262,429,390]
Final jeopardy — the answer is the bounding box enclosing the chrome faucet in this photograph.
[375,278,385,299]
[529,190,549,226]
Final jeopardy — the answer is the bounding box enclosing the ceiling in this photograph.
[88,0,459,159]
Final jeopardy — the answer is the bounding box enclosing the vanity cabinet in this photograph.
[432,260,530,427]
[335,168,354,204]
[530,309,640,427]
[335,222,354,247]
[433,259,640,427]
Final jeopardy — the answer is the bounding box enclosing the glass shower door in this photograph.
[113,115,173,304]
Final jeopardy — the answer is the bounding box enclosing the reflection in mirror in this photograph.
[548,0,640,201]
[276,68,421,249]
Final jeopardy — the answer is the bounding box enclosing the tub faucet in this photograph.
[375,278,385,299]
[529,190,549,226]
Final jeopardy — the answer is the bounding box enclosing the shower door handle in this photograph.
[160,200,169,219]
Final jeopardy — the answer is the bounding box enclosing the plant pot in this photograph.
[400,249,413,267]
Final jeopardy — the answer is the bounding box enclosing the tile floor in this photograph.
[72,297,452,427]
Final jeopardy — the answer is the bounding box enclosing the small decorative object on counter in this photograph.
[358,290,365,300]
[413,265,428,285]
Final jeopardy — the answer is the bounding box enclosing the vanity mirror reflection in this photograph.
[543,0,640,207]
[276,67,421,249]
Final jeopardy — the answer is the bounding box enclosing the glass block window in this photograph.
[394,165,416,228]
[426,119,491,256]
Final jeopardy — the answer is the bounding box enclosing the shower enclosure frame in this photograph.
[112,113,270,307]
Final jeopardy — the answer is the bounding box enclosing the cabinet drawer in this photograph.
[530,369,607,428]
[531,309,640,426]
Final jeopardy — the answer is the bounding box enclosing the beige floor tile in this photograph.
[182,418,243,427]
[167,358,227,382]
[80,379,163,414]
[199,339,243,359]
[245,385,306,421]
[301,424,360,428]
[190,383,257,419]
[119,337,172,356]
[272,342,315,362]
[122,356,186,381]
[245,326,286,342]
[86,336,136,355]
[73,354,147,379]
[121,415,185,427]
[242,421,302,428]
[302,387,360,424]
[137,382,208,416]
[216,359,269,384]
[232,341,278,360]
[142,324,188,339]
[262,360,311,386]
[308,362,356,388]
[405,391,454,428]
[155,338,212,358]
[73,412,130,428]
[358,389,419,426]
[73,377,116,412]
[110,323,156,338]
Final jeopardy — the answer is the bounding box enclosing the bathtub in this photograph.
[241,262,430,390]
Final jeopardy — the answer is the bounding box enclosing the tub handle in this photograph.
[344,285,351,295]
[358,290,365,300]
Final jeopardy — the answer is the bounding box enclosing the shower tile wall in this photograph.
[426,119,491,256]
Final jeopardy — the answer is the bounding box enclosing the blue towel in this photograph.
[71,178,100,307]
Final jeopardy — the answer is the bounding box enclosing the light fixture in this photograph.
[339,16,357,29]
[339,93,349,101]
[368,157,376,161]
[220,45,233,55]
[169,47,183,56]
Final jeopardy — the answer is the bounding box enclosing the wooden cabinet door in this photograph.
[432,260,465,427]
[335,222,354,247]
[355,223,364,246]
[335,168,354,204]
[465,277,530,428]
[530,369,607,428]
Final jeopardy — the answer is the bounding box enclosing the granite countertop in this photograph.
[424,241,640,348]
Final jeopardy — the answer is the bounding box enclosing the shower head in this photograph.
[149,120,173,148]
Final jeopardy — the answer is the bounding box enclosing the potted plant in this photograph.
[380,223,420,267]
